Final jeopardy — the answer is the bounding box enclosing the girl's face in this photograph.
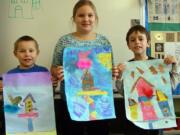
[127,31,149,57]
[74,5,96,34]
[14,41,39,69]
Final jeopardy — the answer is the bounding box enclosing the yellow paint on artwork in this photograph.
[77,90,108,96]
[143,101,152,106]
[7,130,57,135]
[129,104,138,120]
[156,90,168,101]
[85,96,94,104]
[90,111,97,117]
[97,53,112,70]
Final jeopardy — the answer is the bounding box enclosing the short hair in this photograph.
[126,25,150,45]
[72,0,98,22]
[14,35,39,51]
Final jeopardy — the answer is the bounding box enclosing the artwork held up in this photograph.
[3,72,56,135]
[63,46,115,121]
[123,59,176,129]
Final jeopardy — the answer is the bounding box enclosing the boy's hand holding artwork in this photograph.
[164,55,177,65]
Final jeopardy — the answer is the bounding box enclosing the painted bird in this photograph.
[8,94,22,106]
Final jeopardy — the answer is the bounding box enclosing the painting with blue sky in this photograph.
[63,46,115,121]
[123,59,176,129]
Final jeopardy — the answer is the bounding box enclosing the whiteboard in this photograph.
[0,0,144,74]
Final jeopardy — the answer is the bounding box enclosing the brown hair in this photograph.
[126,25,150,45]
[72,0,98,22]
[14,35,39,52]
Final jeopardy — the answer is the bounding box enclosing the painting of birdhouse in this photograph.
[123,59,176,129]
[23,93,36,113]
[63,46,115,121]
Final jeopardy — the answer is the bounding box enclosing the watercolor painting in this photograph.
[123,59,176,129]
[3,72,56,135]
[63,46,115,121]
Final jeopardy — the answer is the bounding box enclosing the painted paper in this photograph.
[123,59,176,129]
[63,46,115,121]
[3,72,56,135]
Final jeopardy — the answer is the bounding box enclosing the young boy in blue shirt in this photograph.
[113,25,178,135]
[1,36,50,135]
[8,35,48,73]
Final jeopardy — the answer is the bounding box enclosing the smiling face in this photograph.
[127,31,149,59]
[73,5,96,34]
[14,41,39,69]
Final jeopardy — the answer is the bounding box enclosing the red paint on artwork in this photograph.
[76,50,92,69]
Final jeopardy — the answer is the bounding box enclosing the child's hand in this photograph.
[112,63,126,80]
[0,80,3,92]
[164,55,177,65]
[51,76,59,88]
[56,66,64,81]
[112,66,120,80]
[117,63,126,78]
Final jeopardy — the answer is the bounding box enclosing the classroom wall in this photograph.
[0,0,144,74]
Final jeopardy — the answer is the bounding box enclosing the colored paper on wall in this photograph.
[3,72,56,135]
[63,46,115,121]
[123,59,176,129]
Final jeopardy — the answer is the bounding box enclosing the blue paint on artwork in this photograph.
[28,118,33,131]
[63,46,115,121]
[73,102,86,117]
[98,96,112,117]
[158,101,172,117]
[4,104,20,113]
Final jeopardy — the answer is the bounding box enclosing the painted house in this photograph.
[23,93,36,113]
[156,90,172,117]
[131,77,157,121]
[9,0,40,19]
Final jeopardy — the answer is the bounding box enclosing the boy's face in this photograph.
[14,41,39,69]
[127,31,149,56]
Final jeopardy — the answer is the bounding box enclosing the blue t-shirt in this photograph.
[7,65,48,74]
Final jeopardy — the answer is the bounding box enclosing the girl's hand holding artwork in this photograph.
[117,63,126,79]
[164,55,177,65]
[112,66,120,80]
[55,66,64,81]
[51,76,59,88]
[112,63,126,80]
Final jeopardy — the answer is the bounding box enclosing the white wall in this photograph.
[0,0,144,74]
